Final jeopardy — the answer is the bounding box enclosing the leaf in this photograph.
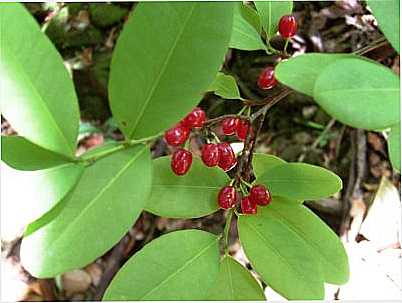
[256,162,342,200]
[145,157,228,218]
[20,145,152,278]
[207,256,266,300]
[109,2,234,140]
[1,136,72,171]
[238,197,325,300]
[240,2,262,34]
[254,1,293,38]
[367,0,400,53]
[314,58,400,130]
[230,2,266,51]
[0,3,79,158]
[267,200,349,284]
[89,3,128,27]
[275,53,354,96]
[103,229,220,300]
[388,124,400,171]
[252,153,286,178]
[1,162,84,231]
[208,72,241,100]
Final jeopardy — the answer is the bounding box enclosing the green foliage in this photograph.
[208,72,241,100]
[20,145,151,277]
[1,3,79,158]
[145,157,228,218]
[388,124,401,171]
[254,1,293,38]
[208,256,266,300]
[256,162,342,200]
[89,3,128,27]
[1,136,71,170]
[367,0,400,53]
[275,53,353,96]
[109,2,234,140]
[230,2,265,51]
[1,162,84,228]
[238,197,325,300]
[103,230,220,300]
[314,58,400,130]
[252,153,286,178]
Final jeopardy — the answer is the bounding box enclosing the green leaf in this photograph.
[367,0,400,53]
[240,2,262,33]
[238,197,325,300]
[208,256,266,300]
[109,2,234,140]
[1,136,71,171]
[275,53,353,96]
[208,72,241,100]
[1,162,84,229]
[0,3,79,158]
[230,3,266,51]
[20,145,152,278]
[388,123,401,171]
[145,157,228,218]
[254,1,293,38]
[89,3,128,27]
[314,58,400,130]
[267,200,349,285]
[103,229,220,300]
[252,153,286,178]
[256,162,342,200]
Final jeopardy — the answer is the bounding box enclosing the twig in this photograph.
[38,279,57,301]
[250,89,292,121]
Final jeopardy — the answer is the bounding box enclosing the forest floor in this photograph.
[1,1,401,301]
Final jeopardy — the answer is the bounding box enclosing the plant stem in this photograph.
[283,39,290,55]
[223,209,234,255]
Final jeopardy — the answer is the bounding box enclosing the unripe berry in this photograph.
[236,119,253,141]
[222,117,239,136]
[241,196,257,214]
[278,15,297,38]
[181,107,206,129]
[218,142,237,172]
[201,143,220,167]
[171,148,192,176]
[257,67,277,90]
[218,186,237,209]
[250,184,271,206]
[164,124,190,146]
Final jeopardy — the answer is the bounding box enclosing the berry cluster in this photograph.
[218,183,271,215]
[164,107,206,176]
[257,15,298,91]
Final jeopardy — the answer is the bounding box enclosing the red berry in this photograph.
[241,196,257,214]
[236,119,254,141]
[218,186,237,209]
[257,67,277,90]
[222,118,239,136]
[278,15,297,38]
[181,107,206,129]
[171,148,192,176]
[201,143,220,167]
[250,184,271,206]
[218,142,237,172]
[164,124,190,146]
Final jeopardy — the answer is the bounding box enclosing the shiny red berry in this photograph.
[257,67,277,90]
[241,196,257,214]
[201,143,220,167]
[164,124,190,146]
[218,186,237,209]
[222,118,239,136]
[250,184,271,206]
[171,148,192,176]
[218,142,237,172]
[278,15,297,38]
[181,107,206,129]
[236,119,254,141]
